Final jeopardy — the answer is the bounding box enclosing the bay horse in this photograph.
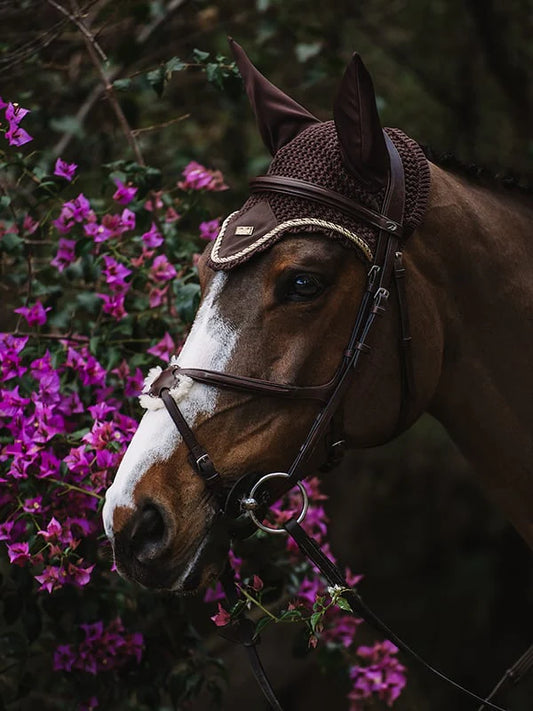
[102,41,533,605]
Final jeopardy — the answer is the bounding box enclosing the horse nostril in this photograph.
[130,504,168,563]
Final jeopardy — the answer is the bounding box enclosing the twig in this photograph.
[131,113,190,136]
[11,331,89,343]
[46,0,107,62]
[52,0,191,157]
[47,0,144,163]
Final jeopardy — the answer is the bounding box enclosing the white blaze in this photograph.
[102,272,235,538]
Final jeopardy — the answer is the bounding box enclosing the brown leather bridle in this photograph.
[144,135,523,711]
[148,133,413,513]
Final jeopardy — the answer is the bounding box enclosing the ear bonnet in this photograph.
[208,40,430,270]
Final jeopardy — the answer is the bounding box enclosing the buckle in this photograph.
[371,287,389,315]
[367,265,380,291]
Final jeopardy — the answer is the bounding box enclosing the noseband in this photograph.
[146,135,520,711]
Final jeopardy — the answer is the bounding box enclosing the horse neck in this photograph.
[417,163,533,548]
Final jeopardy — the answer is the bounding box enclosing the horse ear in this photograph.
[333,53,390,191]
[229,38,320,155]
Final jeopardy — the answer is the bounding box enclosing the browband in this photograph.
[250,175,403,237]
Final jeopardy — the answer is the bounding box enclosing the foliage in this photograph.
[0,17,406,711]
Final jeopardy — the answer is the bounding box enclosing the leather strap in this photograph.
[250,175,403,236]
[284,518,509,711]
[219,567,283,711]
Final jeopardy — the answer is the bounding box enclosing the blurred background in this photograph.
[1,0,532,709]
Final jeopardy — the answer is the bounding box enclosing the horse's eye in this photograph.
[287,273,323,301]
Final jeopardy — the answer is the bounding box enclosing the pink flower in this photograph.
[14,301,51,326]
[97,292,127,320]
[252,574,264,591]
[67,561,94,587]
[120,208,136,232]
[35,564,68,593]
[112,179,138,205]
[38,517,63,541]
[148,285,168,308]
[199,218,220,241]
[5,102,30,124]
[7,541,31,566]
[51,238,76,271]
[141,223,163,248]
[84,221,112,243]
[101,255,131,293]
[63,194,91,222]
[150,255,176,283]
[22,215,39,235]
[54,158,77,181]
[54,644,76,672]
[5,122,32,147]
[178,161,228,192]
[147,332,175,361]
[210,602,231,627]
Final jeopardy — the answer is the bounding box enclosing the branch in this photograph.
[51,0,191,157]
[46,0,107,62]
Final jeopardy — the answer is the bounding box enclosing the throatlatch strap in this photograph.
[284,518,509,711]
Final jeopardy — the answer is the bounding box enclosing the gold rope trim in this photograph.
[210,214,373,264]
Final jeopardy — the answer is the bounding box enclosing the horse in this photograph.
[102,40,533,603]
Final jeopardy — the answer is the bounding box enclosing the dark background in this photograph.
[1,1,532,709]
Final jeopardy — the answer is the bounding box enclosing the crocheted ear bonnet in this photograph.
[207,42,430,271]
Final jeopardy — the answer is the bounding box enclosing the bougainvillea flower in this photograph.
[147,332,175,361]
[5,124,32,146]
[97,292,127,320]
[199,218,220,241]
[84,221,113,243]
[7,541,32,566]
[210,602,231,627]
[102,255,132,293]
[22,214,39,235]
[54,158,78,182]
[53,208,75,235]
[38,517,63,541]
[150,254,176,283]
[178,161,228,192]
[112,179,138,205]
[141,222,164,248]
[63,194,91,222]
[5,102,30,124]
[53,644,76,672]
[165,207,181,223]
[35,565,68,593]
[119,208,135,232]
[51,238,76,271]
[148,285,168,308]
[14,301,51,327]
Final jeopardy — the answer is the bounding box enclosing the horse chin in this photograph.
[113,523,229,595]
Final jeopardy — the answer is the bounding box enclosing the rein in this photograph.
[146,135,528,710]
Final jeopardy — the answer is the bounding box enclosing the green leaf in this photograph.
[174,281,200,323]
[112,78,133,91]
[310,611,323,633]
[336,596,353,613]
[295,42,322,63]
[49,115,85,138]
[254,615,273,637]
[146,67,166,98]
[165,56,186,74]
[193,49,210,63]
[76,291,102,315]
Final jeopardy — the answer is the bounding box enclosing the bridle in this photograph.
[146,134,530,710]
[149,133,411,505]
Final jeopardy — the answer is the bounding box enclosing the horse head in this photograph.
[102,42,444,592]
